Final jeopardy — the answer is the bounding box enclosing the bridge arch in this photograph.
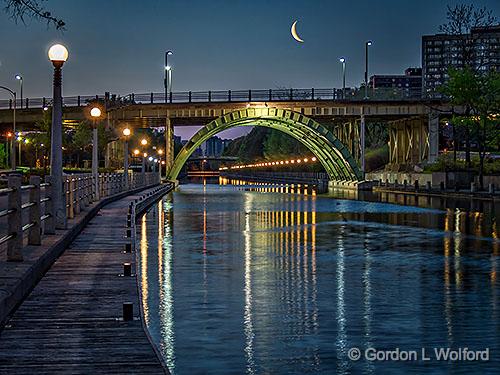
[166,107,362,181]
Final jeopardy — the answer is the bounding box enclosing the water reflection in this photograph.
[137,181,499,374]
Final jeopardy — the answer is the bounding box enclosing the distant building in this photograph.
[191,147,203,158]
[369,68,422,98]
[200,136,231,157]
[422,25,500,96]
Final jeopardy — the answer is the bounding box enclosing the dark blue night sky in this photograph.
[0,0,498,138]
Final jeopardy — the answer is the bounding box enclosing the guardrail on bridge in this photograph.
[0,87,428,110]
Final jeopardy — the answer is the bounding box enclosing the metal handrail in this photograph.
[0,188,14,196]
[0,234,15,246]
[0,87,435,110]
[0,208,15,218]
[21,202,36,210]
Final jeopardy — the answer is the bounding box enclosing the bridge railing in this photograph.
[0,87,427,111]
[0,171,159,262]
[0,94,107,110]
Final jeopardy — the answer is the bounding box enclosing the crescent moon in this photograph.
[291,20,304,43]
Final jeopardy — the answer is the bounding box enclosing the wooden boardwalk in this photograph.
[0,189,167,374]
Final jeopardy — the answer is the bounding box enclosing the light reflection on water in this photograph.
[137,180,499,374]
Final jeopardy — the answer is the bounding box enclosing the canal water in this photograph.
[137,178,499,374]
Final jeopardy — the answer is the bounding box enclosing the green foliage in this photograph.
[366,123,388,149]
[439,67,500,184]
[222,127,311,163]
[0,143,8,168]
[365,145,389,172]
[424,153,500,174]
[73,122,92,151]
[263,129,308,159]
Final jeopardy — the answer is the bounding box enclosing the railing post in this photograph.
[85,175,91,205]
[248,89,252,101]
[311,88,314,100]
[228,90,231,102]
[269,89,272,101]
[68,178,74,219]
[290,88,293,101]
[26,98,29,109]
[75,177,81,214]
[42,97,46,108]
[44,176,55,234]
[28,176,42,245]
[78,95,81,106]
[105,174,109,197]
[7,175,23,261]
[208,91,211,102]
[150,92,154,104]
[189,91,192,103]
[169,91,172,103]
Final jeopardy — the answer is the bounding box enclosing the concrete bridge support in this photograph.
[387,113,439,171]
[165,117,174,175]
[333,120,361,163]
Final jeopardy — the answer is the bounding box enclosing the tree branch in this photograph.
[3,0,65,29]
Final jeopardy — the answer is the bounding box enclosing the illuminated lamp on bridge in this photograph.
[218,156,318,171]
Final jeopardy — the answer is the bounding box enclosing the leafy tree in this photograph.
[438,4,497,167]
[441,67,500,188]
[0,144,8,168]
[263,129,307,159]
[2,0,65,29]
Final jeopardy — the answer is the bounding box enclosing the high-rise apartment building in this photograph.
[422,25,500,96]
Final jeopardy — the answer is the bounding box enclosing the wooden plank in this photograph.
[0,189,168,374]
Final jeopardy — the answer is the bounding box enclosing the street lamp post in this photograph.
[339,57,346,99]
[158,149,163,181]
[90,107,101,200]
[142,152,147,182]
[364,41,372,100]
[166,66,173,98]
[6,132,13,168]
[15,75,23,109]
[149,156,155,172]
[48,44,69,229]
[165,50,173,102]
[0,86,16,170]
[141,138,148,184]
[122,127,131,189]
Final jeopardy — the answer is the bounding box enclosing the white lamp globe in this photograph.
[48,44,69,62]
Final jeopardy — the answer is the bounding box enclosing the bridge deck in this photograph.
[0,189,168,374]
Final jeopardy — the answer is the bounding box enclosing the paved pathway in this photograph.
[0,188,167,374]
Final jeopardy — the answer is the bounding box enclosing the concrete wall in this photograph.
[367,171,500,189]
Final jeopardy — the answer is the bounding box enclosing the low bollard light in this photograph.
[123,262,132,277]
[123,302,133,321]
[124,243,132,253]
